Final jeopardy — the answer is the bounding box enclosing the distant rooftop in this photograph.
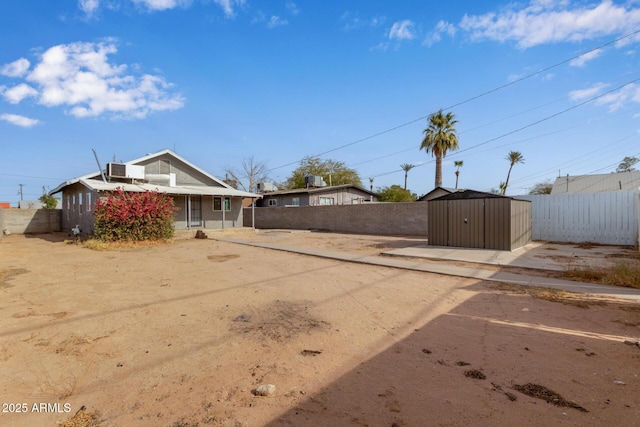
[551,171,640,194]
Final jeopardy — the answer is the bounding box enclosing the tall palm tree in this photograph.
[503,151,524,195]
[421,109,459,188]
[454,160,463,189]
[369,177,374,192]
[400,163,415,190]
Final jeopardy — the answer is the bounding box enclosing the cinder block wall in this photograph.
[2,209,62,234]
[243,203,428,236]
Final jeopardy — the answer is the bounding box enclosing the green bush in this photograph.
[94,188,177,242]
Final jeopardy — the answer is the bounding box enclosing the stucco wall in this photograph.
[2,209,61,234]
[243,202,428,236]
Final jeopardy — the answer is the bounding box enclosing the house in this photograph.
[49,149,261,234]
[256,184,378,207]
[417,187,460,202]
[551,171,640,194]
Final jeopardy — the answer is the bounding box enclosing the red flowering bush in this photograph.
[94,188,177,241]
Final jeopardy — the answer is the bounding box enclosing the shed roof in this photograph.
[431,189,528,201]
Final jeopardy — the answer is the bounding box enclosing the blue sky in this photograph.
[1,0,640,205]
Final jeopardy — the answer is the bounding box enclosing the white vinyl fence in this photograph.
[517,192,639,246]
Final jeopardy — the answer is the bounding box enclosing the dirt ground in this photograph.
[1,231,639,427]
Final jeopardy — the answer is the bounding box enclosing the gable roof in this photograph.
[260,184,378,197]
[49,149,261,198]
[417,187,459,202]
[551,171,640,194]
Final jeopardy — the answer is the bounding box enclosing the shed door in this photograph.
[447,200,485,248]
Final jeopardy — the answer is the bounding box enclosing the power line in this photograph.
[368,77,640,180]
[265,28,640,174]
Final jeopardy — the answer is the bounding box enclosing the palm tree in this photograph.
[503,151,524,195]
[421,109,459,188]
[400,163,415,190]
[454,160,463,189]
[369,177,374,192]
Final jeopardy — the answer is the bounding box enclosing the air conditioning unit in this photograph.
[305,175,326,187]
[257,182,276,192]
[106,163,145,180]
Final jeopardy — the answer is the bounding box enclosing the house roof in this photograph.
[49,149,261,198]
[551,171,640,194]
[417,187,459,202]
[261,184,379,197]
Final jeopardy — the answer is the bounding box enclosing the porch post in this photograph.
[252,197,255,229]
[222,197,225,230]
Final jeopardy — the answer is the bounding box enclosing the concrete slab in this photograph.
[216,237,640,302]
[383,241,632,272]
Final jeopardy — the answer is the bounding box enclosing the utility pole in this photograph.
[18,184,24,201]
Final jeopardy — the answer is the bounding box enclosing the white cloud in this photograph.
[459,0,640,49]
[341,12,385,31]
[79,0,100,16]
[569,81,640,111]
[286,1,299,16]
[267,16,288,28]
[0,113,40,128]
[212,0,245,17]
[1,41,184,119]
[594,83,640,111]
[424,20,456,46]
[132,0,191,11]
[569,82,608,101]
[2,83,39,104]
[389,20,415,41]
[570,48,603,67]
[0,58,31,78]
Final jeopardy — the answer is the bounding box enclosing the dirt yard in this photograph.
[1,231,639,427]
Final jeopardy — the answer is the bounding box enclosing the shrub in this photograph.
[94,188,177,242]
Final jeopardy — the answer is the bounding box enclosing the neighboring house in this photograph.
[256,184,378,207]
[417,187,460,202]
[50,149,261,234]
[551,171,640,194]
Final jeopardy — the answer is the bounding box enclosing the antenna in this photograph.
[92,149,107,183]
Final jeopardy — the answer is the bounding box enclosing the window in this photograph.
[319,197,334,205]
[268,199,277,206]
[72,194,76,212]
[291,197,300,206]
[78,193,83,214]
[86,193,92,211]
[214,197,231,211]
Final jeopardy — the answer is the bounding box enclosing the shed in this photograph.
[428,190,531,251]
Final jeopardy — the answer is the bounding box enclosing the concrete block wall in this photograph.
[2,209,61,234]
[243,202,428,236]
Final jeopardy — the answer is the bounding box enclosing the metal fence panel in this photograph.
[517,192,639,245]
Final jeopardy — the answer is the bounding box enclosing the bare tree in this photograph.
[224,156,270,193]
